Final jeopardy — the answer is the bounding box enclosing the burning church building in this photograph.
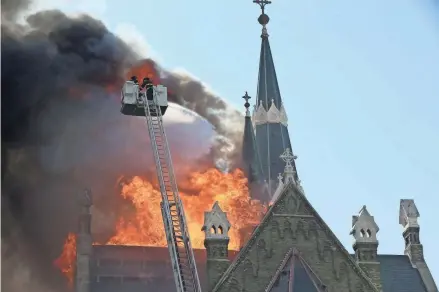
[2,0,437,291]
[62,2,437,292]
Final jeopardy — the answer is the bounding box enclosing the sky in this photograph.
[33,0,439,281]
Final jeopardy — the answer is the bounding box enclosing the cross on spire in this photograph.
[243,91,251,106]
[253,0,272,14]
[280,148,298,185]
[280,148,297,165]
[243,91,252,116]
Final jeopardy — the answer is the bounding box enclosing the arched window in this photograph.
[360,229,366,238]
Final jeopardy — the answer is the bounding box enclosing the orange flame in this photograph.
[126,59,161,85]
[54,60,264,285]
[107,168,264,249]
[54,168,265,285]
[54,233,76,288]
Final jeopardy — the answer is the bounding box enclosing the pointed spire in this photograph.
[253,0,282,110]
[241,92,265,201]
[212,201,222,213]
[250,0,300,198]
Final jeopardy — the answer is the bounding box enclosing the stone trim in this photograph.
[212,182,379,292]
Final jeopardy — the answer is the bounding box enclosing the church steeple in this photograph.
[241,92,266,202]
[252,0,299,199]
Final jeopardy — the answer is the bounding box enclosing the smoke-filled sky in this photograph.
[109,0,437,281]
[2,0,439,288]
[1,0,244,290]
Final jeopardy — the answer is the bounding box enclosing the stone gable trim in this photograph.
[212,182,378,292]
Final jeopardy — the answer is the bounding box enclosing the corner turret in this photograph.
[202,202,231,291]
[350,205,382,290]
[399,199,438,292]
[399,199,422,261]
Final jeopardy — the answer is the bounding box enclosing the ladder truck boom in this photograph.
[121,76,202,292]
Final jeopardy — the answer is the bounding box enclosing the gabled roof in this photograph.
[377,255,428,292]
[212,182,378,292]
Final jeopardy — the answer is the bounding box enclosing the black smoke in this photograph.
[0,0,31,21]
[1,4,138,291]
[1,1,244,291]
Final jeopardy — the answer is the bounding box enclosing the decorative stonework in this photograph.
[398,200,438,292]
[399,199,424,264]
[399,199,420,230]
[279,104,288,126]
[253,101,268,126]
[349,205,381,289]
[203,202,232,291]
[270,148,299,206]
[206,241,229,258]
[351,206,379,244]
[202,201,231,240]
[252,99,288,126]
[212,183,378,292]
[269,173,284,206]
[266,99,280,123]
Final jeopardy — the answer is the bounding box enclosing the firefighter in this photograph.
[141,77,154,101]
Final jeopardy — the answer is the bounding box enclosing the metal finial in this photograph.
[243,91,251,109]
[243,91,251,116]
[253,0,272,15]
[253,0,271,37]
[253,0,271,25]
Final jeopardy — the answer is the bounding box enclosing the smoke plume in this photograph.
[1,1,244,291]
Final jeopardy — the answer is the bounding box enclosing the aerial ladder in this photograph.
[120,76,202,292]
